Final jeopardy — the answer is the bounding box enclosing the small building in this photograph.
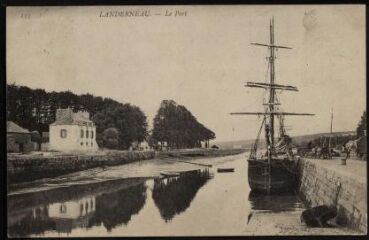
[130,141,152,151]
[7,121,33,153]
[49,108,98,152]
[138,141,152,151]
[30,130,42,151]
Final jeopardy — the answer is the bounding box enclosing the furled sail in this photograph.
[275,135,292,154]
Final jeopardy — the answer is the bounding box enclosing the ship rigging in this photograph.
[230,17,314,194]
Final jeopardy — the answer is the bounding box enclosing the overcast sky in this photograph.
[7,5,366,142]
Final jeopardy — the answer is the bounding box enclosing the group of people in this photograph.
[310,145,351,159]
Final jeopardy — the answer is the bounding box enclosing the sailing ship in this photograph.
[231,17,314,194]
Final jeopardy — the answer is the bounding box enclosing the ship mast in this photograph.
[328,107,333,158]
[269,17,276,154]
[230,17,315,194]
[230,17,314,154]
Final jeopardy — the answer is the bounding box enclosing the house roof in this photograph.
[7,121,30,134]
[50,108,93,126]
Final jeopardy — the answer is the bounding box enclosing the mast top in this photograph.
[252,17,292,50]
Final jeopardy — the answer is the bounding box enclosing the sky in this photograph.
[7,5,366,142]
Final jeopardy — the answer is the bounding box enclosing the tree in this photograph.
[102,128,120,149]
[93,104,148,149]
[356,110,367,138]
[152,100,215,149]
[356,110,367,158]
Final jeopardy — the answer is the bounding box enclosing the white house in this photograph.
[49,108,98,152]
[48,196,96,220]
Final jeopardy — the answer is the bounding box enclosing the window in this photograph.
[60,204,67,213]
[91,131,94,139]
[80,204,83,214]
[81,142,83,146]
[91,142,93,146]
[81,129,84,138]
[86,130,89,138]
[86,142,88,146]
[60,129,67,138]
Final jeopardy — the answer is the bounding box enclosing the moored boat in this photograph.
[217,168,235,173]
[231,17,314,194]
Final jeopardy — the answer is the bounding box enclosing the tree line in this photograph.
[7,85,216,150]
[6,84,147,150]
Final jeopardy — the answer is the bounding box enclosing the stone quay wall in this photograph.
[297,158,367,233]
[8,151,155,184]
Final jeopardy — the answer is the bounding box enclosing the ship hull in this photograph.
[247,158,297,194]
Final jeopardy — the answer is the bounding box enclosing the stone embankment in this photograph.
[8,151,155,183]
[8,148,246,184]
[298,158,367,233]
[157,148,245,159]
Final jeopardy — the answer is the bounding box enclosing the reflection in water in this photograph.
[248,190,304,212]
[49,196,96,233]
[8,205,55,237]
[8,169,213,237]
[7,156,356,236]
[8,178,147,237]
[152,168,213,222]
[88,184,146,232]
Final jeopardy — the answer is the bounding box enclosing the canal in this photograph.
[8,153,358,237]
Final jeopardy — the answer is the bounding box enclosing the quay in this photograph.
[298,157,367,233]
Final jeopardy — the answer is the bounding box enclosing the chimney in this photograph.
[75,110,90,120]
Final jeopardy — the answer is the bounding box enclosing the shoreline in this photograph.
[8,151,246,196]
[7,148,246,185]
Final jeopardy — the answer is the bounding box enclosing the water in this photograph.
[7,154,358,237]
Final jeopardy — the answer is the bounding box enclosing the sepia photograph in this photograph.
[5,4,367,237]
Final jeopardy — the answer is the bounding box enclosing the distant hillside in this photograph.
[290,131,356,146]
[215,131,356,149]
